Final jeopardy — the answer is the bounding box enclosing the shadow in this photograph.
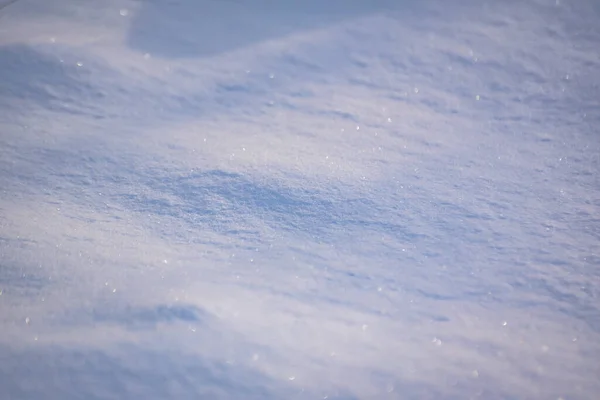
[0,342,468,399]
[0,344,296,400]
[126,0,402,59]
[0,0,19,12]
[0,44,112,117]
[115,168,420,244]
[89,303,211,330]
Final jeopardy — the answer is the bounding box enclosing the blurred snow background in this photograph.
[0,0,599,398]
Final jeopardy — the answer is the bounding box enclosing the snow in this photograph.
[1,0,599,398]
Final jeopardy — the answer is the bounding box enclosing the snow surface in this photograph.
[0,0,599,398]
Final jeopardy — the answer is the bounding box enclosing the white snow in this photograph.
[0,0,599,398]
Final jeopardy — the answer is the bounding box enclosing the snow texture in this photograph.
[1,0,599,399]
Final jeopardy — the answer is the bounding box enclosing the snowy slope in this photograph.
[1,0,599,399]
